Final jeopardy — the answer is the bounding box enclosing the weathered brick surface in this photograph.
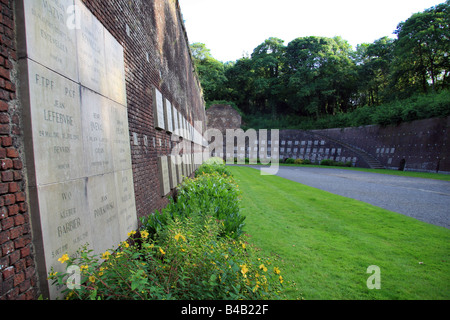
[0,0,37,300]
[1,0,206,299]
[206,105,242,134]
[311,116,450,173]
[81,0,206,219]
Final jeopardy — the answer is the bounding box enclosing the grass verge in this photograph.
[228,166,450,300]
[232,162,450,181]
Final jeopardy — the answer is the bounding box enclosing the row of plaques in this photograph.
[157,154,206,196]
[152,87,206,146]
[17,0,137,299]
[19,0,127,106]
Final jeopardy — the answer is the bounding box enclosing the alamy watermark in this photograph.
[168,122,280,176]
[66,5,81,30]
[366,265,381,290]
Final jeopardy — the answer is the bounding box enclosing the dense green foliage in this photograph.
[192,2,450,129]
[142,160,244,240]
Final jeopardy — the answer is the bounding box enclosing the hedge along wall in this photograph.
[1,0,206,300]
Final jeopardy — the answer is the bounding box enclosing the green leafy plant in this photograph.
[49,216,285,300]
[284,158,295,164]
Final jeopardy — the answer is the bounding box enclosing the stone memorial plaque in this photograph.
[23,59,84,186]
[18,0,138,300]
[178,114,184,138]
[164,99,173,133]
[33,179,90,298]
[158,156,171,196]
[184,154,190,176]
[81,87,114,176]
[152,88,165,130]
[86,173,120,254]
[75,0,108,96]
[173,155,182,183]
[186,119,190,140]
[168,155,178,189]
[178,111,183,138]
[19,0,78,81]
[110,102,132,171]
[104,29,127,106]
[114,169,138,238]
[172,106,179,134]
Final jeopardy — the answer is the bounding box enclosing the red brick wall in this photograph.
[313,116,450,173]
[0,0,37,300]
[80,0,206,219]
[1,0,206,300]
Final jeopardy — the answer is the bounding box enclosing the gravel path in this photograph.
[247,166,450,229]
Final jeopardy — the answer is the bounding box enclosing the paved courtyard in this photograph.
[250,166,450,229]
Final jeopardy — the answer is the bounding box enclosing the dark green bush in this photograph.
[320,159,335,166]
[284,158,295,164]
[195,163,232,177]
[142,161,244,240]
[320,159,352,167]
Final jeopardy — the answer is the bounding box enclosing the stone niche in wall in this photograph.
[16,0,137,299]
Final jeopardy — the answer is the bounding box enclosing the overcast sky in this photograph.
[178,0,444,62]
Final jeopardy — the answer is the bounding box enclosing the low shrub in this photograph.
[195,163,232,178]
[320,159,352,167]
[284,158,295,164]
[204,156,225,165]
[175,172,245,239]
[320,159,334,166]
[49,216,285,300]
[294,159,303,165]
[142,161,243,240]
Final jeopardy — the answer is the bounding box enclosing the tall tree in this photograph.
[284,36,357,117]
[355,37,395,106]
[190,43,228,101]
[392,1,450,96]
[250,37,286,114]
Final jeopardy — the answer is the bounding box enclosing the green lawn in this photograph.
[228,166,450,300]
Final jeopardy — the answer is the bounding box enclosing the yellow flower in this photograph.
[89,276,96,283]
[159,247,166,255]
[241,242,246,249]
[274,267,281,275]
[240,264,249,276]
[128,230,136,237]
[259,264,268,272]
[121,241,129,248]
[141,230,149,239]
[174,233,186,242]
[116,252,123,258]
[279,275,284,284]
[80,265,88,272]
[143,243,155,250]
[66,291,74,300]
[102,251,111,260]
[58,254,69,264]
